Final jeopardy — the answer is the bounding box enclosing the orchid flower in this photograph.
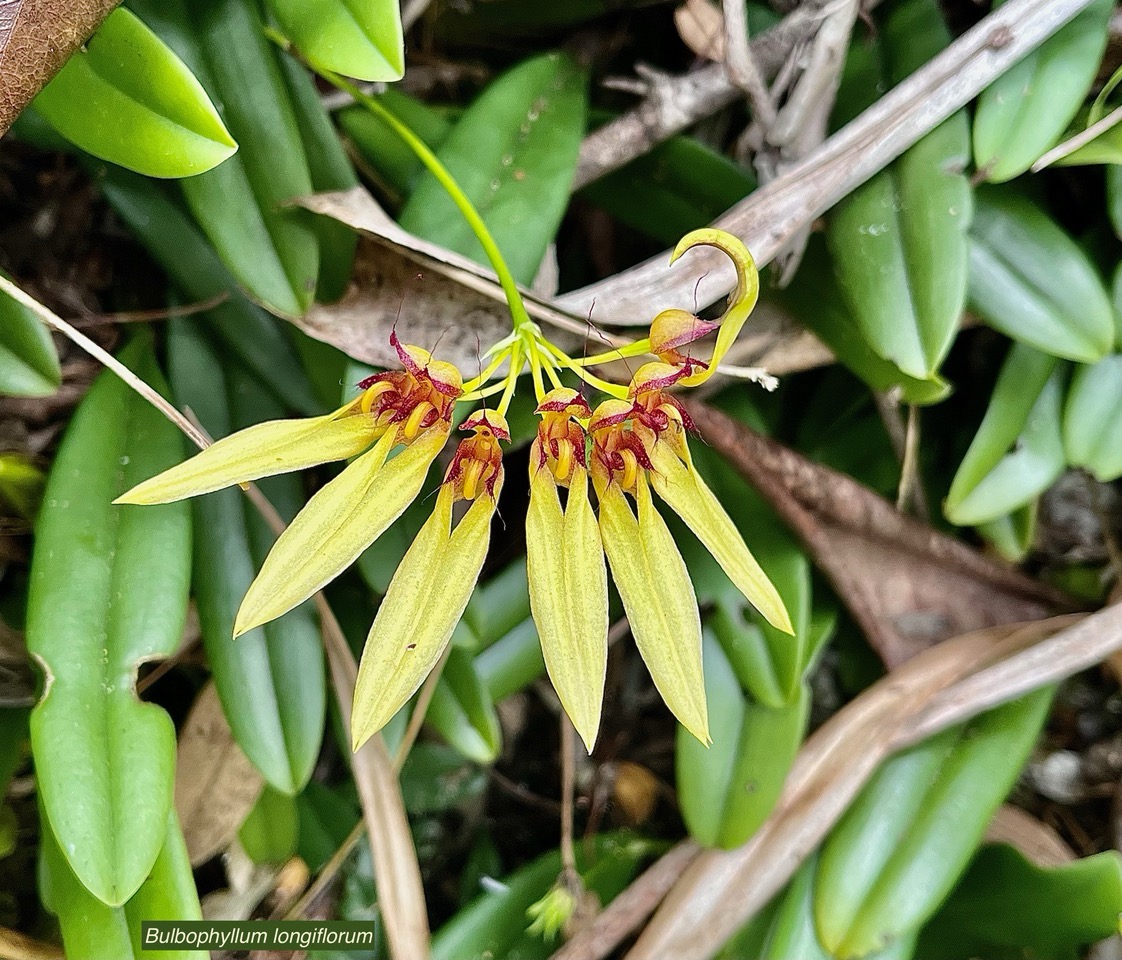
[119,226,792,756]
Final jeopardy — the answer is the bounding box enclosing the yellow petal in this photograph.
[670,229,759,387]
[649,442,793,635]
[351,479,500,751]
[233,425,448,636]
[526,464,608,752]
[115,407,379,505]
[598,475,709,744]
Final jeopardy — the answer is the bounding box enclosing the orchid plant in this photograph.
[116,74,792,753]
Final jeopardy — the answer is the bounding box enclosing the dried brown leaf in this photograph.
[985,805,1074,867]
[674,0,725,62]
[174,681,263,867]
[688,401,1078,665]
[0,0,118,133]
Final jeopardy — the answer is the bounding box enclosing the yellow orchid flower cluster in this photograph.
[117,228,791,753]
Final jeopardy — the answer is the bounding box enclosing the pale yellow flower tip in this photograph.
[231,426,448,638]
[114,410,380,505]
[527,464,608,753]
[598,478,710,746]
[351,477,502,752]
[650,444,794,636]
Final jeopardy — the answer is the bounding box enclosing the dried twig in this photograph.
[561,0,1097,326]
[722,0,777,128]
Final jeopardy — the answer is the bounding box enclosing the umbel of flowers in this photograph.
[118,228,792,752]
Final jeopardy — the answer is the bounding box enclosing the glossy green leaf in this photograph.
[400,52,588,284]
[28,337,191,906]
[969,188,1114,362]
[677,632,808,849]
[425,646,502,764]
[1109,165,1122,239]
[814,688,1053,957]
[0,453,45,523]
[268,0,403,81]
[1050,105,1122,167]
[339,89,453,199]
[239,786,300,864]
[977,501,1038,563]
[432,834,654,960]
[916,844,1122,959]
[276,53,359,302]
[973,0,1111,182]
[772,240,951,406]
[476,617,547,701]
[828,0,972,380]
[579,135,756,245]
[945,344,1066,526]
[169,323,325,794]
[1063,354,1122,481]
[33,8,236,178]
[0,284,61,397]
[95,164,320,415]
[41,811,204,960]
[130,0,319,317]
[755,857,916,960]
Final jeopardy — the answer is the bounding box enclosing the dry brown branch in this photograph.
[722,0,776,128]
[605,607,1122,960]
[560,0,1097,326]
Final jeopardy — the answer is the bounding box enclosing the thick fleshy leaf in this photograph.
[650,443,792,634]
[1063,354,1122,482]
[977,502,1038,563]
[828,0,971,380]
[526,465,608,751]
[968,188,1114,363]
[41,810,203,960]
[945,344,1066,526]
[0,282,61,397]
[352,483,498,749]
[32,8,236,178]
[117,408,379,505]
[815,689,1053,957]
[425,646,502,763]
[972,0,1111,182]
[598,477,708,744]
[677,632,808,848]
[268,0,404,81]
[29,338,191,905]
[917,843,1122,959]
[131,0,319,317]
[169,323,325,794]
[94,165,320,414]
[400,52,587,285]
[234,424,448,635]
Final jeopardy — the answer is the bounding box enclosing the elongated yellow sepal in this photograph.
[649,443,793,635]
[351,478,500,751]
[115,408,380,505]
[234,425,448,636]
[526,465,609,752]
[598,476,709,744]
[670,229,759,387]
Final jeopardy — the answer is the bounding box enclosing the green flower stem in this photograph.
[318,69,534,337]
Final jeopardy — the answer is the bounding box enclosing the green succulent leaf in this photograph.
[946,344,1066,527]
[425,646,502,764]
[827,0,972,380]
[973,0,1111,182]
[239,786,300,865]
[0,283,61,397]
[40,810,204,960]
[33,7,236,178]
[400,52,588,284]
[28,337,192,906]
[268,0,404,81]
[976,501,1038,563]
[814,688,1053,958]
[169,322,326,795]
[968,188,1114,363]
[1063,354,1122,482]
[917,844,1122,959]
